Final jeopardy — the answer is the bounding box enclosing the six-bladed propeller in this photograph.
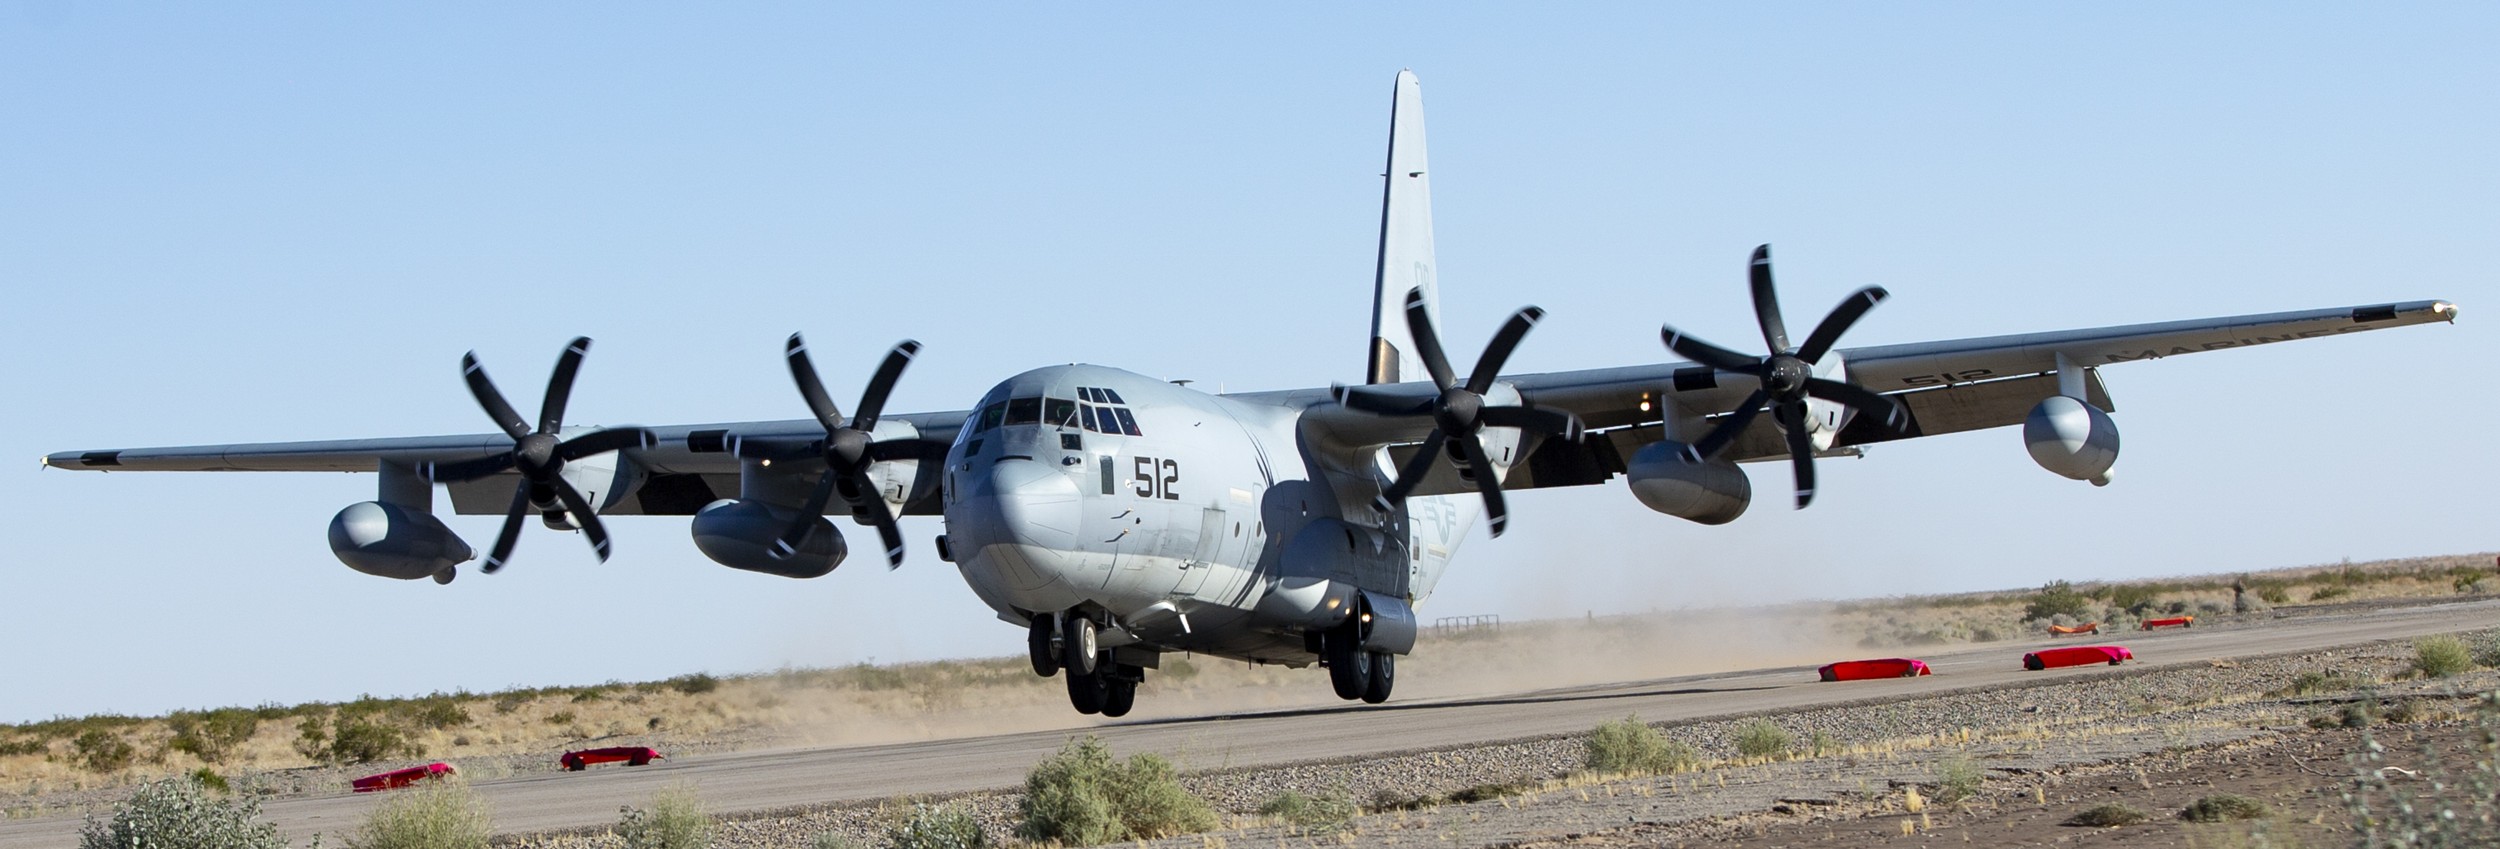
[1658,244,1904,509]
[421,337,655,574]
[1334,288,1586,537]
[744,334,923,569]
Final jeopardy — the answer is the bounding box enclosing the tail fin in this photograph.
[1366,70,1439,386]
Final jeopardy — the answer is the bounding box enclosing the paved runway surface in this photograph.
[6,597,2492,847]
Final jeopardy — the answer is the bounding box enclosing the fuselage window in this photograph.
[1060,433,1083,451]
[975,402,1006,434]
[1080,405,1101,433]
[1113,408,1142,436]
[1004,397,1042,426]
[1045,398,1078,428]
[1101,388,1127,405]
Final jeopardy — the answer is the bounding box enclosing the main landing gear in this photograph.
[1323,616,1394,705]
[1031,613,1144,718]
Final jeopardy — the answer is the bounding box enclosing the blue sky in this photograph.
[4,4,2492,723]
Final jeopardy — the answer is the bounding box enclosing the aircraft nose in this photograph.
[953,457,1082,556]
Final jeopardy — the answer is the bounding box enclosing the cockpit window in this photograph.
[1100,388,1127,405]
[1079,405,1101,433]
[1112,407,1142,436]
[975,401,1006,434]
[1045,398,1078,428]
[1077,387,1098,403]
[1004,397,1041,426]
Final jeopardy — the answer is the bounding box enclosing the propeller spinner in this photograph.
[1658,245,1906,508]
[1336,288,1585,537]
[422,337,656,573]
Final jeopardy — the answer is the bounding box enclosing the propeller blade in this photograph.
[1374,430,1449,509]
[420,453,515,483]
[851,340,921,433]
[1464,307,1545,395]
[1659,326,1762,373]
[550,478,613,562]
[771,472,841,561]
[554,427,656,462]
[1477,405,1584,442]
[1747,245,1792,354]
[1452,433,1510,537]
[1794,287,1889,364]
[1400,288,1458,390]
[461,353,533,441]
[536,337,592,435]
[480,481,531,574]
[1681,389,1770,464]
[784,333,848,435]
[1333,383,1434,417]
[852,472,907,569]
[1803,378,1908,430]
[1774,402,1817,508]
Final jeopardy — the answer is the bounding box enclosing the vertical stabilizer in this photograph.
[1367,70,1439,386]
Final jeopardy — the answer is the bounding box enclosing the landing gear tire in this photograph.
[1028,614,1060,677]
[1361,651,1394,704]
[1065,664,1107,715]
[1101,675,1137,717]
[1061,615,1097,676]
[1327,635,1371,701]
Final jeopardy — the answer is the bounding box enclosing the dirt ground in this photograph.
[1518,719,2494,849]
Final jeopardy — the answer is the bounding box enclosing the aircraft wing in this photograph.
[1297,299,2456,493]
[40,413,971,516]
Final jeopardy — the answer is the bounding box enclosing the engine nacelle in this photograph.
[1625,441,1752,525]
[1254,518,1403,628]
[328,502,473,581]
[2024,395,2120,486]
[1355,590,1418,654]
[555,444,646,513]
[689,499,846,578]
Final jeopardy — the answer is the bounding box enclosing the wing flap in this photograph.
[1842,300,2455,392]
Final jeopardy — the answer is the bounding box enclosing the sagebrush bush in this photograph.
[72,729,135,773]
[2180,793,2269,823]
[1932,756,1984,804]
[2414,635,2473,678]
[1259,789,1358,833]
[1584,715,1698,776]
[2063,803,2148,827]
[883,802,987,849]
[666,673,721,695]
[344,776,492,849]
[1017,736,1216,844]
[1733,720,1792,760]
[2023,581,2092,622]
[2347,692,2500,846]
[330,716,422,764]
[168,708,259,764]
[620,784,713,849]
[78,776,286,849]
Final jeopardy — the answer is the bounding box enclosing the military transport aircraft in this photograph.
[43,71,2459,717]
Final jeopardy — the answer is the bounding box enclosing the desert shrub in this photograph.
[343,776,492,849]
[1017,736,1216,844]
[1733,720,1792,760]
[883,802,987,849]
[811,833,865,849]
[2024,581,2092,622]
[188,767,228,793]
[666,674,721,696]
[2477,634,2500,670]
[546,711,577,726]
[2278,671,2364,696]
[73,729,134,773]
[0,737,43,757]
[2414,635,2473,678]
[492,693,529,714]
[168,708,260,764]
[293,713,331,762]
[1807,729,1840,757]
[2179,793,2269,822]
[1259,789,1358,833]
[2107,584,2161,615]
[408,697,469,730]
[1932,756,1984,804]
[1584,715,1699,775]
[2256,583,2292,604]
[2346,692,2500,846]
[2310,585,2352,602]
[78,776,285,849]
[2063,803,2148,827]
[329,716,422,764]
[2455,573,2485,593]
[619,784,712,849]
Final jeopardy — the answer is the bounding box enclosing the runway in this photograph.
[4,597,2491,847]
